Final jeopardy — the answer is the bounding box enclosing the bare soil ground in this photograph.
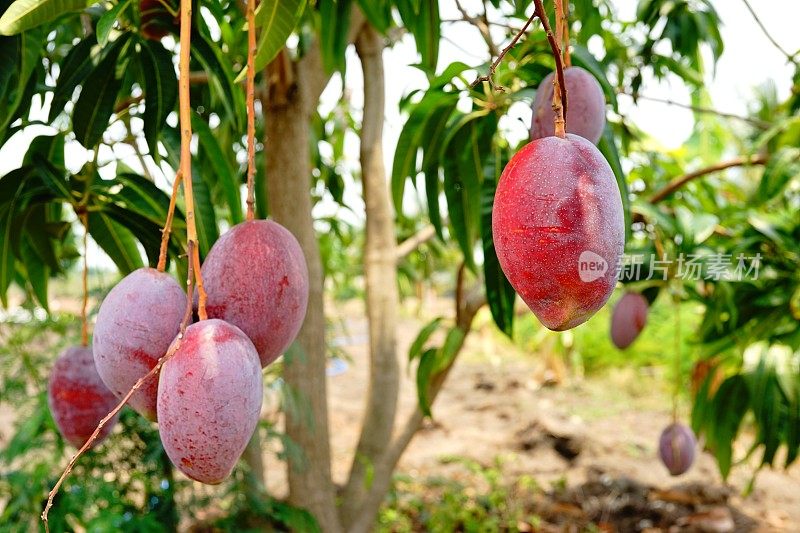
[3,294,799,530]
[271,298,800,531]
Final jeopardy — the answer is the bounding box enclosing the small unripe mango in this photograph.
[659,423,696,476]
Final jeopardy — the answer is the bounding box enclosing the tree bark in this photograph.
[263,50,341,533]
[341,24,401,528]
[346,285,486,533]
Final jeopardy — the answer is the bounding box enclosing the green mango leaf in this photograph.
[708,375,750,479]
[391,91,458,212]
[0,35,18,100]
[414,0,440,73]
[437,327,465,370]
[753,147,800,205]
[192,113,242,224]
[23,133,65,168]
[191,32,243,130]
[356,0,390,32]
[0,204,17,306]
[96,0,131,45]
[102,203,163,267]
[249,0,305,76]
[0,29,43,134]
[396,0,439,73]
[319,0,351,74]
[0,167,36,305]
[31,155,72,200]
[746,360,785,467]
[139,39,177,160]
[408,316,442,364]
[19,236,48,309]
[73,35,131,148]
[441,114,496,271]
[190,170,219,258]
[481,174,515,338]
[87,210,144,273]
[597,124,631,243]
[48,34,95,121]
[420,100,457,240]
[0,0,88,35]
[416,347,437,417]
[23,203,60,271]
[113,172,176,222]
[786,374,800,467]
[674,205,718,245]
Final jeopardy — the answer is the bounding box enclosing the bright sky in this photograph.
[1,0,798,270]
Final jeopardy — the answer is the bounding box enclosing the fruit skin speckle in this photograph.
[93,267,186,420]
[530,66,607,145]
[157,319,263,485]
[201,219,309,367]
[48,346,120,448]
[492,134,624,331]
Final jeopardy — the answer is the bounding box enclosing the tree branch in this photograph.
[741,0,798,64]
[649,155,768,204]
[454,0,499,57]
[395,225,436,262]
[620,91,770,129]
[341,21,402,529]
[345,276,487,533]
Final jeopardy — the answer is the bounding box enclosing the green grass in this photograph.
[512,291,704,376]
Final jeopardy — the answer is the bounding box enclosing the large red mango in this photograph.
[492,134,624,330]
[531,66,607,145]
[157,319,263,484]
[48,346,120,448]
[93,268,186,420]
[201,220,309,367]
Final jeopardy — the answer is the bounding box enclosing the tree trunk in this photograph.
[263,53,341,532]
[341,24,401,528]
[346,286,486,533]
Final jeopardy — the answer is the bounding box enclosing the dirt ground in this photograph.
[256,298,800,531]
[4,294,799,530]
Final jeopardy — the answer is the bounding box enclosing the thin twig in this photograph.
[80,213,89,347]
[442,18,523,32]
[672,287,680,423]
[470,10,537,90]
[177,0,207,319]
[245,0,257,221]
[649,155,768,204]
[454,0,499,57]
[533,0,567,136]
[621,91,771,129]
[41,242,196,531]
[470,0,568,125]
[560,0,571,67]
[157,171,183,272]
[741,0,797,64]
